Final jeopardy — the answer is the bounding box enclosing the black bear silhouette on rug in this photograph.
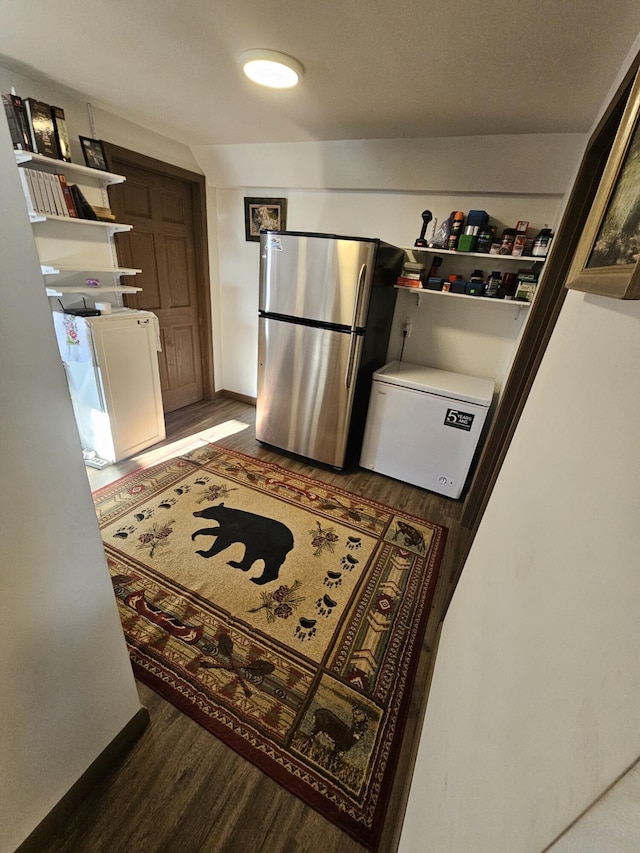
[192,503,294,585]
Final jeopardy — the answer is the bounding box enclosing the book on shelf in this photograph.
[34,170,54,215]
[91,205,116,221]
[45,171,67,216]
[69,184,98,220]
[41,171,59,215]
[2,93,33,151]
[17,168,37,216]
[56,173,78,217]
[23,168,45,213]
[50,105,72,162]
[20,167,80,218]
[24,97,59,158]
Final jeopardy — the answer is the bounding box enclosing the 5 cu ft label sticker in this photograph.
[444,409,475,431]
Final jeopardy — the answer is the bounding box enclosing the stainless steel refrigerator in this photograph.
[256,230,403,468]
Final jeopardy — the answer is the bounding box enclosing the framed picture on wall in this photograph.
[566,67,640,299]
[244,197,287,242]
[79,136,109,171]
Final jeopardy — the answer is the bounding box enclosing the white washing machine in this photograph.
[360,360,495,499]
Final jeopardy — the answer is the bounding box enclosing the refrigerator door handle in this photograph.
[345,263,366,388]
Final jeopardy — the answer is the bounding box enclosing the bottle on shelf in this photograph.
[484,271,503,298]
[532,226,554,257]
[498,228,517,255]
[475,225,496,254]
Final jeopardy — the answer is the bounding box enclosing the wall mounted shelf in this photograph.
[404,247,545,264]
[29,212,132,232]
[45,285,142,297]
[40,264,141,276]
[15,150,126,185]
[14,148,142,301]
[395,285,531,318]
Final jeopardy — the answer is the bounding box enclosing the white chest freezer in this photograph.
[360,360,495,499]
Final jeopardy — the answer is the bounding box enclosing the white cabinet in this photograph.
[14,150,142,303]
[53,311,165,463]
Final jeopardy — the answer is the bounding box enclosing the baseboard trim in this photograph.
[220,389,257,406]
[16,706,150,853]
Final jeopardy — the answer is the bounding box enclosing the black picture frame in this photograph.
[79,136,109,171]
[244,197,287,242]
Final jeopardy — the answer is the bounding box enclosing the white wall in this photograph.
[0,102,143,853]
[194,136,583,398]
[399,38,640,852]
[400,289,640,853]
[548,759,640,852]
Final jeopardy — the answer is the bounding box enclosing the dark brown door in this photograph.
[107,155,210,413]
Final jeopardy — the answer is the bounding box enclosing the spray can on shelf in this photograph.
[447,211,466,250]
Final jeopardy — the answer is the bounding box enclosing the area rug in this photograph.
[93,444,447,850]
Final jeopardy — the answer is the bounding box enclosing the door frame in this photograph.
[103,143,215,404]
[452,57,640,597]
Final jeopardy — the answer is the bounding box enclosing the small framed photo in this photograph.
[244,197,287,242]
[79,136,109,171]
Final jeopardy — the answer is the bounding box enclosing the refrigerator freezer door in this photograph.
[257,317,362,468]
[360,380,490,498]
[259,232,377,328]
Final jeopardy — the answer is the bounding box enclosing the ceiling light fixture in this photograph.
[239,49,304,89]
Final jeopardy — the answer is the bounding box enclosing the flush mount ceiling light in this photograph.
[239,49,304,89]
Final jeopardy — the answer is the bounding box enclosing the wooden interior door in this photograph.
[107,151,211,413]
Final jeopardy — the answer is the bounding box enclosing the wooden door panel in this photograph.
[160,186,187,224]
[109,163,203,414]
[173,325,199,386]
[163,235,193,308]
[119,179,152,219]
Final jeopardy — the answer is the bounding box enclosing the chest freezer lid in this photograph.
[373,360,495,406]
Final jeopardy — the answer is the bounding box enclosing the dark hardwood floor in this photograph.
[42,397,471,853]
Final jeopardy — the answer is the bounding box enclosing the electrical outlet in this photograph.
[402,318,412,338]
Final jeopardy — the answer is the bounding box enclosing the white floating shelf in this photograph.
[15,150,125,184]
[46,285,142,297]
[404,247,544,263]
[29,212,132,232]
[40,264,141,276]
[395,285,531,316]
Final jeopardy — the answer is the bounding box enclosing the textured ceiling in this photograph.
[1,0,640,147]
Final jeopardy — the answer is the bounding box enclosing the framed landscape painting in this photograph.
[566,67,640,299]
